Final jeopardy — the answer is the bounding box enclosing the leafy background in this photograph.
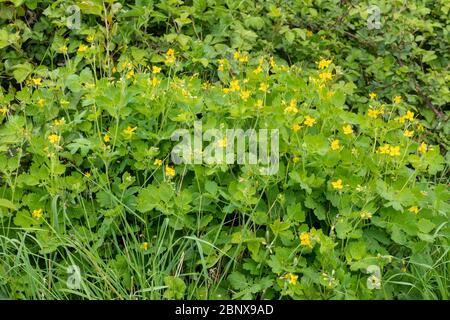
[0,0,449,299]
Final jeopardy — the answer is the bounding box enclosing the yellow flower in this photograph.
[141,242,149,250]
[331,139,340,151]
[289,99,297,108]
[217,138,227,147]
[342,124,353,135]
[292,156,300,163]
[38,98,45,107]
[377,144,391,155]
[303,115,316,127]
[255,99,264,109]
[360,211,373,219]
[403,130,414,138]
[408,206,420,214]
[165,55,175,65]
[48,134,60,144]
[202,81,211,90]
[86,35,94,43]
[166,48,175,56]
[53,118,65,126]
[319,72,332,81]
[269,56,276,69]
[121,61,132,69]
[238,54,249,63]
[0,106,7,115]
[84,171,91,177]
[223,87,230,94]
[300,232,312,247]
[77,44,89,54]
[331,179,343,190]
[230,79,240,92]
[240,90,251,101]
[389,146,401,157]
[253,65,263,74]
[259,82,269,92]
[150,77,161,87]
[418,142,427,154]
[152,66,161,74]
[292,123,301,132]
[393,95,402,104]
[126,70,135,79]
[104,134,110,143]
[59,45,68,54]
[368,108,379,118]
[32,208,43,219]
[233,51,241,60]
[369,92,377,100]
[217,58,227,69]
[317,58,332,69]
[284,106,298,113]
[154,159,163,166]
[284,99,298,113]
[123,126,137,136]
[165,165,175,177]
[405,111,414,121]
[417,123,424,132]
[396,116,407,124]
[286,273,298,285]
[31,77,42,86]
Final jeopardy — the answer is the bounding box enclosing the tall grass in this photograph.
[0,198,242,299]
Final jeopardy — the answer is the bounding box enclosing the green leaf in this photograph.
[131,47,148,65]
[347,240,366,260]
[0,198,17,210]
[286,203,305,222]
[228,272,248,290]
[269,219,291,235]
[0,28,20,49]
[304,195,326,220]
[391,225,407,245]
[244,17,265,30]
[285,30,295,44]
[97,191,115,208]
[417,219,435,234]
[12,62,33,83]
[422,50,437,63]
[163,276,186,299]
[336,220,352,239]
[13,211,36,228]
[205,180,217,196]
[65,74,82,92]
[304,135,328,155]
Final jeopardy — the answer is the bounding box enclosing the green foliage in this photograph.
[0,0,448,300]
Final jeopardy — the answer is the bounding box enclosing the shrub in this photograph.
[0,0,448,300]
